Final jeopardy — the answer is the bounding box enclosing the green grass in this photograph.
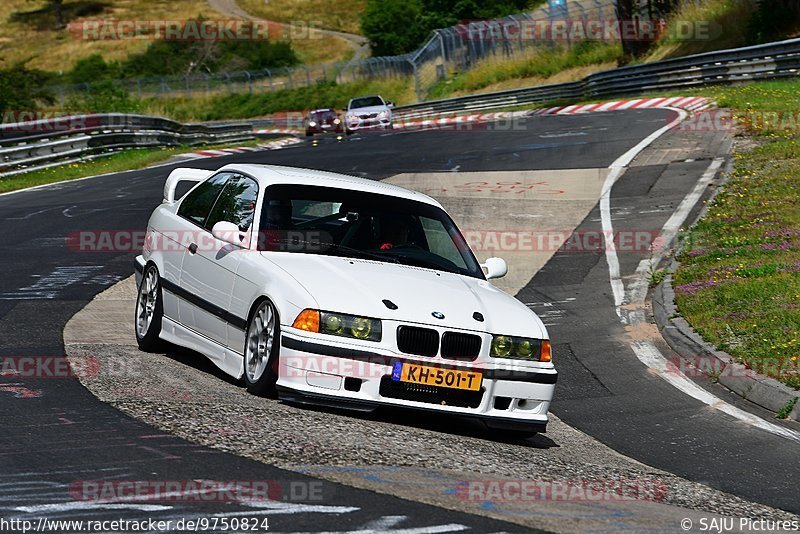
[0,139,264,194]
[146,78,416,122]
[673,79,800,390]
[428,41,622,99]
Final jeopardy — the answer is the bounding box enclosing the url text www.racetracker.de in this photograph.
[0,516,270,533]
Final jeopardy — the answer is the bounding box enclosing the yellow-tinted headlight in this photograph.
[490,335,548,361]
[318,311,381,342]
[322,314,344,334]
[350,317,373,339]
[491,336,513,357]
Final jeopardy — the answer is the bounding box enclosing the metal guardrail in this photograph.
[5,36,800,178]
[0,114,254,176]
[393,36,800,119]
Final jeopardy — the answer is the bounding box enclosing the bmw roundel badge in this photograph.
[432,311,445,319]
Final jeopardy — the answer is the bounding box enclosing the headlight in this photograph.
[308,121,317,127]
[292,309,381,342]
[490,335,551,362]
[346,114,357,121]
[333,118,341,124]
[378,110,389,119]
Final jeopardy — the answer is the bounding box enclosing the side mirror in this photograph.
[482,257,508,280]
[212,221,246,247]
[386,101,395,108]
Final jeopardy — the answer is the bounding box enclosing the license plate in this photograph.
[392,362,482,391]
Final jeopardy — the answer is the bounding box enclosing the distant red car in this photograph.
[305,109,343,136]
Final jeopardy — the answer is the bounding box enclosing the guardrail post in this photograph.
[411,60,422,102]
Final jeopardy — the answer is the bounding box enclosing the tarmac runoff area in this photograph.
[64,168,800,533]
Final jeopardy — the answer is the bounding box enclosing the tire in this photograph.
[305,130,313,137]
[243,299,281,396]
[345,129,353,136]
[135,264,164,352]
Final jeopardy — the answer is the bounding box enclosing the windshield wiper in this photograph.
[381,252,452,273]
[271,239,399,264]
[325,243,401,263]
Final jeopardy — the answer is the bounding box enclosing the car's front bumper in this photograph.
[346,118,392,131]
[276,329,556,431]
[134,255,146,287]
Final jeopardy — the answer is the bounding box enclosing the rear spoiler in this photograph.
[163,167,214,204]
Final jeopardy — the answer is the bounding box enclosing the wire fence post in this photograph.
[411,60,422,102]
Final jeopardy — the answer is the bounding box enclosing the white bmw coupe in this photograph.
[135,164,556,435]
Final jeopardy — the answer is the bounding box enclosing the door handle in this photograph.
[188,243,198,254]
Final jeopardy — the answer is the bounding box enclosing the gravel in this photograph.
[67,340,800,529]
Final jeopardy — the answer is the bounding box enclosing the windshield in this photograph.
[309,110,337,121]
[258,185,484,279]
[349,96,384,109]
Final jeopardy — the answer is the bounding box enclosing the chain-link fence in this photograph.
[53,0,704,104]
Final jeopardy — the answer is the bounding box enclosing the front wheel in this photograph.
[243,299,280,396]
[135,265,164,352]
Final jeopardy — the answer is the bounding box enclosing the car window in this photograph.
[177,172,232,226]
[258,185,483,279]
[205,174,260,232]
[420,216,468,270]
[350,96,384,109]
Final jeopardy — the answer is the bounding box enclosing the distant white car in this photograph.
[135,164,556,435]
[344,95,394,134]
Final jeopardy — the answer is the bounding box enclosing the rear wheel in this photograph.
[135,265,164,352]
[243,299,280,396]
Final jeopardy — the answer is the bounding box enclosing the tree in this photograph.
[50,0,65,30]
[361,0,428,56]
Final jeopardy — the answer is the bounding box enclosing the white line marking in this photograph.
[14,502,172,513]
[630,341,800,443]
[601,112,800,443]
[601,108,688,307]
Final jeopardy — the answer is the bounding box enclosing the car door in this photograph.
[164,172,230,323]
[177,173,259,349]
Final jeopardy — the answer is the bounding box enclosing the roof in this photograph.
[218,164,443,208]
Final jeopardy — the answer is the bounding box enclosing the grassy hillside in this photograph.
[0,0,354,73]
[0,0,226,72]
[237,0,367,35]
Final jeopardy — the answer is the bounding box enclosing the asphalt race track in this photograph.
[1,109,798,531]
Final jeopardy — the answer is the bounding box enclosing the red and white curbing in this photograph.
[248,97,714,138]
[177,137,302,160]
[390,97,713,130]
[532,96,712,116]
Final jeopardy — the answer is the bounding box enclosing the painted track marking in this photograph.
[600,108,800,443]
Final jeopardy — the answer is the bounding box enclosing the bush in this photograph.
[64,81,142,114]
[0,64,54,113]
[65,20,300,83]
[68,54,120,85]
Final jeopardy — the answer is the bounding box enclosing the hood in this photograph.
[263,253,547,339]
[347,105,390,115]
